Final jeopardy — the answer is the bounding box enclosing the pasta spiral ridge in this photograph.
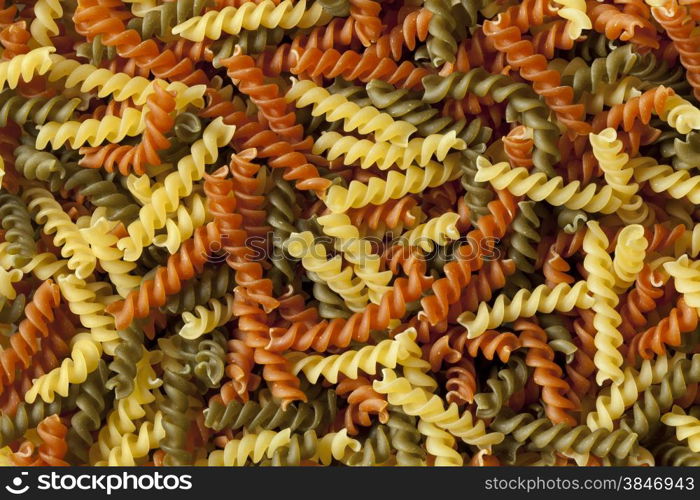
[172,0,332,42]
[0,91,80,128]
[475,156,623,214]
[492,411,641,460]
[583,221,624,385]
[205,390,336,433]
[324,157,461,213]
[421,69,560,174]
[457,281,594,339]
[374,368,504,448]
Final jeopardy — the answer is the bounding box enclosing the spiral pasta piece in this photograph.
[119,119,235,261]
[553,0,592,39]
[0,47,54,91]
[286,231,368,311]
[662,405,700,452]
[457,282,594,339]
[316,213,391,305]
[475,156,623,214]
[179,294,236,340]
[612,225,648,292]
[399,212,461,252]
[286,78,417,146]
[313,131,466,170]
[173,0,332,42]
[286,329,419,383]
[374,368,503,448]
[25,333,104,404]
[590,128,647,223]
[633,156,700,203]
[650,0,700,101]
[30,0,62,47]
[325,156,462,213]
[22,187,96,280]
[587,355,673,431]
[583,221,624,386]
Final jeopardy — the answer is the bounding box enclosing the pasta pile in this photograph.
[0,0,700,468]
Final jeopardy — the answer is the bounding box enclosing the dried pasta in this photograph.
[0,0,698,470]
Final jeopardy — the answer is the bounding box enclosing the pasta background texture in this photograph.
[0,0,698,469]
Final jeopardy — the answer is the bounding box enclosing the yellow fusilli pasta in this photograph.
[584,221,624,385]
[286,231,369,311]
[312,131,466,170]
[457,282,594,339]
[475,156,623,214]
[324,158,461,213]
[286,79,417,146]
[172,0,332,41]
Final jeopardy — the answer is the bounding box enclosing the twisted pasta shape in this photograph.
[56,273,119,348]
[30,0,62,46]
[313,131,465,171]
[173,0,332,41]
[325,156,461,213]
[583,221,624,386]
[205,390,336,432]
[517,321,578,425]
[587,355,675,431]
[630,297,699,360]
[374,368,503,448]
[0,91,80,127]
[650,0,700,100]
[73,0,209,85]
[421,69,560,173]
[317,213,391,305]
[654,443,700,466]
[0,47,54,91]
[457,282,594,339]
[22,187,96,279]
[475,156,623,214]
[119,119,234,261]
[90,350,161,464]
[66,360,110,464]
[553,0,592,38]
[662,94,700,134]
[492,411,641,460]
[633,155,700,204]
[46,54,205,106]
[474,356,529,418]
[0,280,60,391]
[286,329,419,383]
[0,193,36,267]
[101,413,166,466]
[483,11,590,136]
[418,419,462,466]
[612,225,648,292]
[399,212,460,252]
[107,222,222,329]
[590,134,646,223]
[662,405,700,452]
[179,294,235,340]
[36,107,148,150]
[25,333,104,404]
[587,0,658,48]
[508,200,540,273]
[79,83,177,177]
[286,231,368,311]
[386,408,426,466]
[0,383,78,448]
[365,79,492,148]
[286,78,416,146]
